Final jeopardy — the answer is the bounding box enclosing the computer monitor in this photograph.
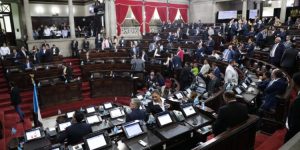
[109,107,124,119]
[66,111,75,118]
[234,87,243,95]
[103,103,113,109]
[246,77,253,84]
[182,105,197,117]
[156,112,173,127]
[186,88,192,94]
[86,115,102,124]
[122,120,145,139]
[25,127,45,142]
[84,132,111,150]
[242,82,248,89]
[175,92,183,99]
[58,122,71,132]
[86,107,96,114]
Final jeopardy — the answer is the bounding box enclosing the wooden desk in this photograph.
[38,80,82,108]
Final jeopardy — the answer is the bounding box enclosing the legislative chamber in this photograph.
[1,0,300,150]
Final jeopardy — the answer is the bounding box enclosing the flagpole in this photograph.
[30,74,43,127]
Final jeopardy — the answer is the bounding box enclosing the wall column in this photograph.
[68,0,76,39]
[242,0,248,19]
[109,0,117,37]
[105,0,110,37]
[212,0,216,23]
[280,0,287,23]
[23,0,33,41]
[142,1,146,35]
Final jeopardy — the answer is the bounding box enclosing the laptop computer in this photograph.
[122,120,146,139]
[58,121,72,132]
[83,131,112,150]
[85,114,102,125]
[86,107,96,114]
[66,111,75,118]
[109,107,126,126]
[233,86,243,95]
[181,104,210,127]
[25,127,45,142]
[103,103,113,110]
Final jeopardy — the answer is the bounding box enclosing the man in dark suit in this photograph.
[126,98,148,122]
[146,90,165,115]
[58,110,92,145]
[51,44,60,56]
[207,36,215,55]
[9,82,24,122]
[260,69,287,112]
[212,91,248,136]
[255,29,266,48]
[257,71,271,91]
[61,64,73,82]
[95,33,103,50]
[19,46,29,59]
[172,54,182,71]
[280,43,298,75]
[82,38,90,52]
[71,40,79,57]
[269,37,285,67]
[119,36,126,47]
[22,58,34,70]
[130,44,140,57]
[285,72,300,142]
[207,71,220,95]
[245,38,255,57]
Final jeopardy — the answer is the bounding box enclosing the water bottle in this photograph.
[201,100,205,110]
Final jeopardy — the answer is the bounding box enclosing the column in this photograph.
[142,2,146,35]
[105,0,110,37]
[68,0,76,38]
[242,0,248,19]
[212,1,216,23]
[110,0,117,37]
[255,0,261,18]
[23,0,33,41]
[280,0,287,23]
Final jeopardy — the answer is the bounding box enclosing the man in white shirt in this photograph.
[0,43,10,57]
[269,37,285,67]
[43,26,51,38]
[224,60,239,85]
[200,59,211,76]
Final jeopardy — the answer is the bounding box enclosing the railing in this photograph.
[121,26,161,38]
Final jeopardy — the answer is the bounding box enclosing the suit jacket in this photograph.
[51,47,60,55]
[257,79,271,91]
[207,78,220,95]
[146,101,163,115]
[126,109,148,122]
[58,122,92,145]
[18,50,28,58]
[130,47,140,57]
[245,43,255,57]
[82,41,90,50]
[10,87,22,106]
[262,78,287,111]
[131,58,144,71]
[22,62,34,70]
[280,48,298,68]
[270,43,285,66]
[71,41,78,50]
[172,56,182,70]
[285,94,300,142]
[212,101,248,135]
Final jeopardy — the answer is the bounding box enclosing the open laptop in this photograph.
[86,107,96,114]
[25,127,45,142]
[83,131,112,150]
[109,107,126,126]
[154,111,190,140]
[85,114,102,125]
[175,92,184,100]
[181,104,210,127]
[58,121,72,132]
[122,120,146,139]
[66,111,75,118]
[103,103,113,110]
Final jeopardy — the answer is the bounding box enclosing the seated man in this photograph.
[212,91,249,136]
[126,98,148,122]
[257,71,271,91]
[22,58,34,70]
[0,43,10,57]
[260,69,287,112]
[58,110,92,145]
[146,90,166,115]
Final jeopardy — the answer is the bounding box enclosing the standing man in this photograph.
[269,37,285,67]
[126,98,148,122]
[224,60,238,86]
[285,72,300,142]
[9,82,24,122]
[71,40,78,57]
[280,43,298,75]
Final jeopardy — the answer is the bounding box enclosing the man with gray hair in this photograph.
[269,37,285,67]
[125,98,148,122]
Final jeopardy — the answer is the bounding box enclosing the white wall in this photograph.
[190,0,214,23]
[11,3,22,39]
[29,3,89,17]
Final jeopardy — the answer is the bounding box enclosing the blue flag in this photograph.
[33,84,42,122]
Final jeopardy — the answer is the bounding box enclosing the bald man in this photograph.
[269,37,285,67]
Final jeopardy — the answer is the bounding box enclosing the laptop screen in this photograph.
[58,122,71,132]
[183,106,196,117]
[66,111,75,118]
[86,134,107,150]
[123,122,143,139]
[25,128,42,141]
[109,108,124,119]
[157,113,173,127]
[234,87,242,95]
[175,93,183,99]
[242,82,248,89]
[86,115,101,124]
[103,103,113,109]
[86,107,96,113]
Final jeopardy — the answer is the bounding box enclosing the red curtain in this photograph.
[168,7,178,23]
[145,6,155,33]
[157,7,167,23]
[179,9,188,23]
[131,5,143,34]
[115,4,129,36]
